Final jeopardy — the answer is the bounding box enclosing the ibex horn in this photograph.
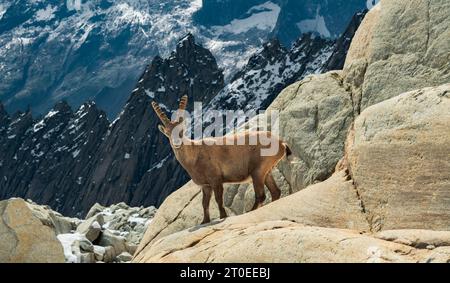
[151,101,170,126]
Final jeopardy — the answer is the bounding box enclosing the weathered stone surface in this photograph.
[117,252,133,263]
[98,230,127,256]
[0,198,65,263]
[345,84,450,231]
[267,71,354,192]
[103,246,116,263]
[134,181,222,256]
[374,229,450,249]
[25,200,80,235]
[85,203,105,220]
[76,214,104,242]
[135,170,370,257]
[93,245,106,262]
[99,202,156,246]
[80,252,96,264]
[343,0,450,114]
[134,83,450,262]
[134,220,450,263]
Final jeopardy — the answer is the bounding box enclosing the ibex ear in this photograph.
[158,124,169,137]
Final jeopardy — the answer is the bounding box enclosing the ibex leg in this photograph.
[251,173,266,211]
[201,185,212,224]
[212,183,227,219]
[265,172,281,201]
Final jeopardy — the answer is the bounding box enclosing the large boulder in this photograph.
[134,220,450,263]
[266,71,354,190]
[343,0,450,114]
[0,198,65,263]
[24,200,80,235]
[76,213,104,242]
[344,84,450,231]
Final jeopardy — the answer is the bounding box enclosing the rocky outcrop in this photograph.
[343,0,450,114]
[134,220,450,263]
[58,202,156,263]
[134,170,369,256]
[0,198,65,263]
[134,83,450,263]
[344,84,450,231]
[0,197,156,263]
[134,1,450,263]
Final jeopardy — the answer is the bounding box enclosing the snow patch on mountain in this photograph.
[35,5,57,22]
[297,8,331,38]
[66,0,82,11]
[0,4,8,20]
[205,34,335,118]
[211,2,281,35]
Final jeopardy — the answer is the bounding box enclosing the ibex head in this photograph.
[151,95,188,148]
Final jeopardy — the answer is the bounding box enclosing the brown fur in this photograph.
[152,96,289,224]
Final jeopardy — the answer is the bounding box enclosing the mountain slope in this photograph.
[0,0,372,118]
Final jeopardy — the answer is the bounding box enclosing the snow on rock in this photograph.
[205,34,335,119]
[35,5,57,22]
[57,233,87,263]
[51,202,158,263]
[297,8,331,38]
[211,2,281,35]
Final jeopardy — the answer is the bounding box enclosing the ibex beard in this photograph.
[152,95,292,224]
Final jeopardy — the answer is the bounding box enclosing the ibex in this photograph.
[152,95,291,224]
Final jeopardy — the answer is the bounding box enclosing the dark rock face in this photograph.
[0,35,224,217]
[0,101,109,214]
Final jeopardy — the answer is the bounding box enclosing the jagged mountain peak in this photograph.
[133,34,224,108]
[250,38,287,64]
[51,100,72,115]
[177,32,196,49]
